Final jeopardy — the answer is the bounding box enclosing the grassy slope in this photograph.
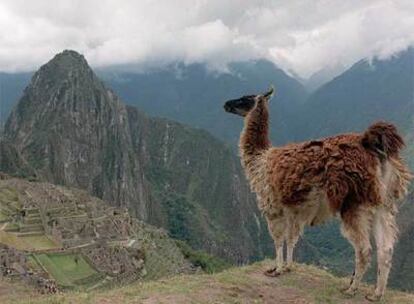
[34,253,98,288]
[0,232,59,251]
[2,261,414,304]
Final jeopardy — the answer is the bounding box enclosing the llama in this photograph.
[223,87,412,301]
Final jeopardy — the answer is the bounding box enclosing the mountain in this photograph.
[1,50,271,263]
[0,59,309,146]
[300,48,414,140]
[304,64,345,92]
[99,60,308,145]
[3,261,414,304]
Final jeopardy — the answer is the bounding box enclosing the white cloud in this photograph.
[0,0,413,77]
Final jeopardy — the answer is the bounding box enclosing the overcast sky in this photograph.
[0,0,413,77]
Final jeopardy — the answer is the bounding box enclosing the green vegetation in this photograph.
[176,240,230,273]
[27,255,43,272]
[0,187,21,210]
[141,117,268,262]
[0,211,9,222]
[161,192,195,242]
[139,226,192,280]
[33,253,100,289]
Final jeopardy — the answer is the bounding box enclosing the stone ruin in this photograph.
[0,177,193,292]
[82,244,145,281]
[0,244,58,294]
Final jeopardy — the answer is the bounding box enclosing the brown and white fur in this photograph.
[223,87,412,301]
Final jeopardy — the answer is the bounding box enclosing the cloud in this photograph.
[0,0,413,77]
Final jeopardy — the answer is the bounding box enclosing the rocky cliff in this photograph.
[2,50,270,263]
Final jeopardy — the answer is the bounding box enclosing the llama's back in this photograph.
[265,122,411,215]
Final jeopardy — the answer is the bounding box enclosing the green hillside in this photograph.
[33,253,101,289]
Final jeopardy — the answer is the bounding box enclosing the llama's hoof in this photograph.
[340,287,357,298]
[283,264,296,272]
[264,267,281,277]
[283,266,292,273]
[365,293,382,302]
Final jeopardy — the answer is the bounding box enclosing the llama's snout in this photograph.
[223,102,233,113]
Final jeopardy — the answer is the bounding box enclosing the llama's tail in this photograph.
[361,121,405,159]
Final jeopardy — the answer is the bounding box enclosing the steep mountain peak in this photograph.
[42,49,92,76]
[31,49,96,90]
[5,49,112,141]
[49,49,88,67]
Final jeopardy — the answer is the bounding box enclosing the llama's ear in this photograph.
[263,85,275,100]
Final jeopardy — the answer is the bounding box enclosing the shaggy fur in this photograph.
[225,92,412,301]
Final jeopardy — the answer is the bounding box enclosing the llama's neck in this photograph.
[239,100,271,170]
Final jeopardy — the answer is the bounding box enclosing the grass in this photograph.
[20,235,60,250]
[2,261,414,304]
[27,255,44,272]
[0,231,59,250]
[0,187,21,210]
[176,240,230,273]
[0,210,9,222]
[34,253,99,289]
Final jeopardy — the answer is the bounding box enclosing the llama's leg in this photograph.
[265,218,285,277]
[340,208,374,297]
[285,219,301,271]
[366,209,397,302]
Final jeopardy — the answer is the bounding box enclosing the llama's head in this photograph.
[223,87,274,117]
